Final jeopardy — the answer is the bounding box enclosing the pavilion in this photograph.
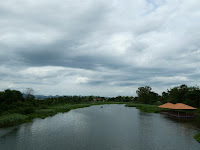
[158,103,197,118]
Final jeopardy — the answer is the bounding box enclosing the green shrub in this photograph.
[36,109,55,113]
[28,109,56,119]
[125,103,161,113]
[0,113,28,127]
[14,107,35,114]
[194,133,200,143]
[24,107,35,114]
[41,105,49,109]
[54,106,70,112]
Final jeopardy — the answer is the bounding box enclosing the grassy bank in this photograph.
[0,102,129,128]
[194,133,200,143]
[0,113,29,127]
[125,103,161,113]
[28,103,92,120]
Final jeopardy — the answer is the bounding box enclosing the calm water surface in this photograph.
[0,104,200,150]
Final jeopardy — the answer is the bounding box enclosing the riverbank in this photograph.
[194,133,200,143]
[125,103,161,113]
[193,119,200,143]
[0,102,128,128]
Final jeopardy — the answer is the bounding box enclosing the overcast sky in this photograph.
[0,0,200,97]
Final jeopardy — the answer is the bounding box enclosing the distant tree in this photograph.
[88,96,94,102]
[0,91,3,103]
[185,86,200,107]
[133,96,138,102]
[136,86,160,104]
[166,84,189,103]
[25,88,35,101]
[159,84,200,108]
[116,96,123,102]
[136,86,152,104]
[149,91,159,104]
[160,92,169,103]
[124,96,133,102]
[0,89,24,104]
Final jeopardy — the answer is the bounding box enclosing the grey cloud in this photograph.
[0,0,200,96]
[87,80,106,85]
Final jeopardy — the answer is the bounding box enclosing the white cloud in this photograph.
[75,77,89,84]
[152,76,190,83]
[20,66,66,78]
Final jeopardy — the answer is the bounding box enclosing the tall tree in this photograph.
[0,89,24,104]
[136,86,152,104]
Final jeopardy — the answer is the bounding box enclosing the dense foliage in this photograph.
[135,84,200,108]
[161,84,200,107]
[194,133,200,143]
[136,86,160,104]
[0,90,100,114]
[107,96,133,102]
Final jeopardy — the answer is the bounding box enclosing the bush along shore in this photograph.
[194,133,200,143]
[125,103,161,113]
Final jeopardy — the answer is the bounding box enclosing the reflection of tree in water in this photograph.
[138,111,155,150]
[164,116,200,130]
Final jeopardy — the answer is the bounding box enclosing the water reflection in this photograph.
[0,105,200,150]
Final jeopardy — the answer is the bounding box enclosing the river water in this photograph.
[0,104,200,150]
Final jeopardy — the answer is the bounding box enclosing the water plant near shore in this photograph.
[125,103,161,113]
[194,133,200,143]
[0,113,29,127]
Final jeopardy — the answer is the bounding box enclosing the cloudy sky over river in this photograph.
[0,0,200,96]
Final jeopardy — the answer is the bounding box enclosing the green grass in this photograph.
[194,133,200,143]
[28,104,92,119]
[125,103,161,113]
[28,109,56,119]
[0,113,29,127]
[62,104,91,110]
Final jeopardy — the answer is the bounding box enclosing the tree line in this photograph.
[135,84,200,108]
[0,84,199,114]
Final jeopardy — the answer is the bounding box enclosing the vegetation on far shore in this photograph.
[125,103,161,113]
[194,133,200,143]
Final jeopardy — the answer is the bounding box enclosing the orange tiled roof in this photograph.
[172,103,197,110]
[158,103,197,110]
[158,103,175,109]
